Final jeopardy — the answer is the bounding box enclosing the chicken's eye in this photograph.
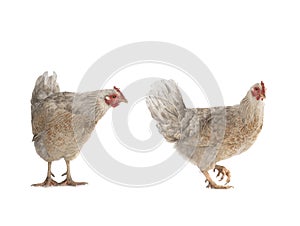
[112,95,117,98]
[254,87,259,91]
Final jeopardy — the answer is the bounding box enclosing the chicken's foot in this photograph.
[32,162,58,187]
[32,177,58,187]
[202,170,233,189]
[59,178,88,186]
[213,165,231,184]
[59,160,87,186]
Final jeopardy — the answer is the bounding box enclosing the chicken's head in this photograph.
[104,86,128,107]
[251,81,266,101]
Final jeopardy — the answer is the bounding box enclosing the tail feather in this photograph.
[31,71,60,110]
[146,80,186,142]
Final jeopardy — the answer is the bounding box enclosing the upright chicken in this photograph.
[31,72,127,186]
[146,80,265,189]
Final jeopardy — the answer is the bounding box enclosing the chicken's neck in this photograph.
[73,90,112,126]
[94,101,111,124]
[239,94,264,124]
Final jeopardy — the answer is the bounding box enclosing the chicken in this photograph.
[146,80,265,189]
[31,72,127,186]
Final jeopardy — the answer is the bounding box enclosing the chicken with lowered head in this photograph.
[31,72,127,186]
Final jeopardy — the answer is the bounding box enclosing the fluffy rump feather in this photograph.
[31,71,60,111]
[146,80,186,142]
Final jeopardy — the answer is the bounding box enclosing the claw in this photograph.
[32,177,58,187]
[205,178,233,189]
[214,165,231,184]
[59,179,87,186]
[202,167,233,189]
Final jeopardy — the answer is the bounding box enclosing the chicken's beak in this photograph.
[120,96,128,103]
[260,93,266,100]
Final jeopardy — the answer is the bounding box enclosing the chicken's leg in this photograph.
[32,162,58,187]
[202,169,233,189]
[59,160,87,186]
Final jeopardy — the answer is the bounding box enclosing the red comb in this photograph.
[261,81,266,94]
[114,86,121,93]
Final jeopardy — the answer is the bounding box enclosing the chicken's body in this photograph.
[146,80,265,189]
[31,72,127,186]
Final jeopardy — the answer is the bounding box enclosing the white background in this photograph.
[0,0,299,225]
